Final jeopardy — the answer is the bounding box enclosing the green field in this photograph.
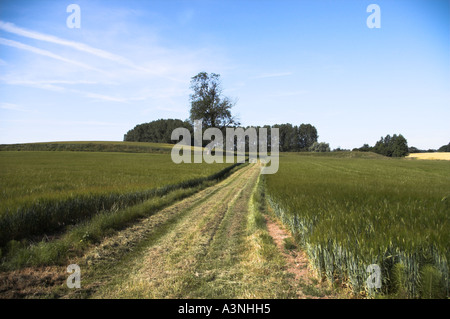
[0,149,236,257]
[1,144,449,299]
[0,141,175,153]
[265,153,450,298]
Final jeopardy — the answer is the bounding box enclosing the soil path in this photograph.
[264,214,338,299]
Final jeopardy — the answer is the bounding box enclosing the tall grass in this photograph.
[0,151,236,247]
[1,180,220,270]
[265,153,450,298]
[0,141,174,153]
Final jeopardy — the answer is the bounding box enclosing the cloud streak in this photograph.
[0,20,184,81]
[0,37,104,73]
[1,77,128,102]
[252,72,293,79]
[0,21,141,70]
[0,102,33,112]
[266,90,307,98]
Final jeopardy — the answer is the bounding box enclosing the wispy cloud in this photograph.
[29,80,100,85]
[252,72,293,79]
[0,21,142,70]
[73,121,123,126]
[1,78,67,92]
[0,102,30,112]
[2,21,197,83]
[0,118,122,127]
[1,78,99,86]
[155,106,186,113]
[1,77,128,102]
[0,38,104,73]
[72,89,128,103]
[266,90,307,98]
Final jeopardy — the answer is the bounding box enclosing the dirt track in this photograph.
[1,163,337,298]
[89,162,262,298]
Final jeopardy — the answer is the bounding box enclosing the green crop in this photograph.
[0,151,233,246]
[265,153,450,298]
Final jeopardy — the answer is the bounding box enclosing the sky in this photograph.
[0,0,449,150]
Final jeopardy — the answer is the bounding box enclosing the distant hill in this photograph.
[0,141,174,153]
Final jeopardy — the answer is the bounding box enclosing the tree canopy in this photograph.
[189,72,239,129]
[373,134,409,157]
[123,119,320,152]
[354,134,409,157]
[438,142,450,152]
[123,119,192,144]
[309,142,330,152]
[272,123,318,151]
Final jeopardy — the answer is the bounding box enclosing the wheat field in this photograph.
[264,153,450,298]
[406,152,450,161]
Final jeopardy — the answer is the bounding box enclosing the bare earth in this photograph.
[264,214,338,299]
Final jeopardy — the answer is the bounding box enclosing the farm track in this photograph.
[0,164,251,298]
[88,162,261,298]
[1,163,334,299]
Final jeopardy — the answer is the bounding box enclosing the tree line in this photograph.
[124,71,447,157]
[124,120,321,152]
[123,119,192,144]
[123,72,323,152]
[408,143,450,153]
[354,138,450,157]
[354,134,409,157]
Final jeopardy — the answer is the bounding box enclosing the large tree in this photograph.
[297,124,318,150]
[189,72,239,129]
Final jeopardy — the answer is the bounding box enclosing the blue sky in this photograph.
[0,0,449,149]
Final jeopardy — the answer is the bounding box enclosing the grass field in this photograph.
[0,151,228,209]
[0,141,175,153]
[264,153,450,298]
[1,143,449,299]
[0,148,238,267]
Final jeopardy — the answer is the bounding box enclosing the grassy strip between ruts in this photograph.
[78,163,255,298]
[80,163,293,298]
[241,172,295,298]
[0,163,245,271]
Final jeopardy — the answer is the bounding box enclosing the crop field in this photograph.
[0,149,237,267]
[0,141,175,153]
[264,153,450,298]
[406,152,450,161]
[1,145,449,299]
